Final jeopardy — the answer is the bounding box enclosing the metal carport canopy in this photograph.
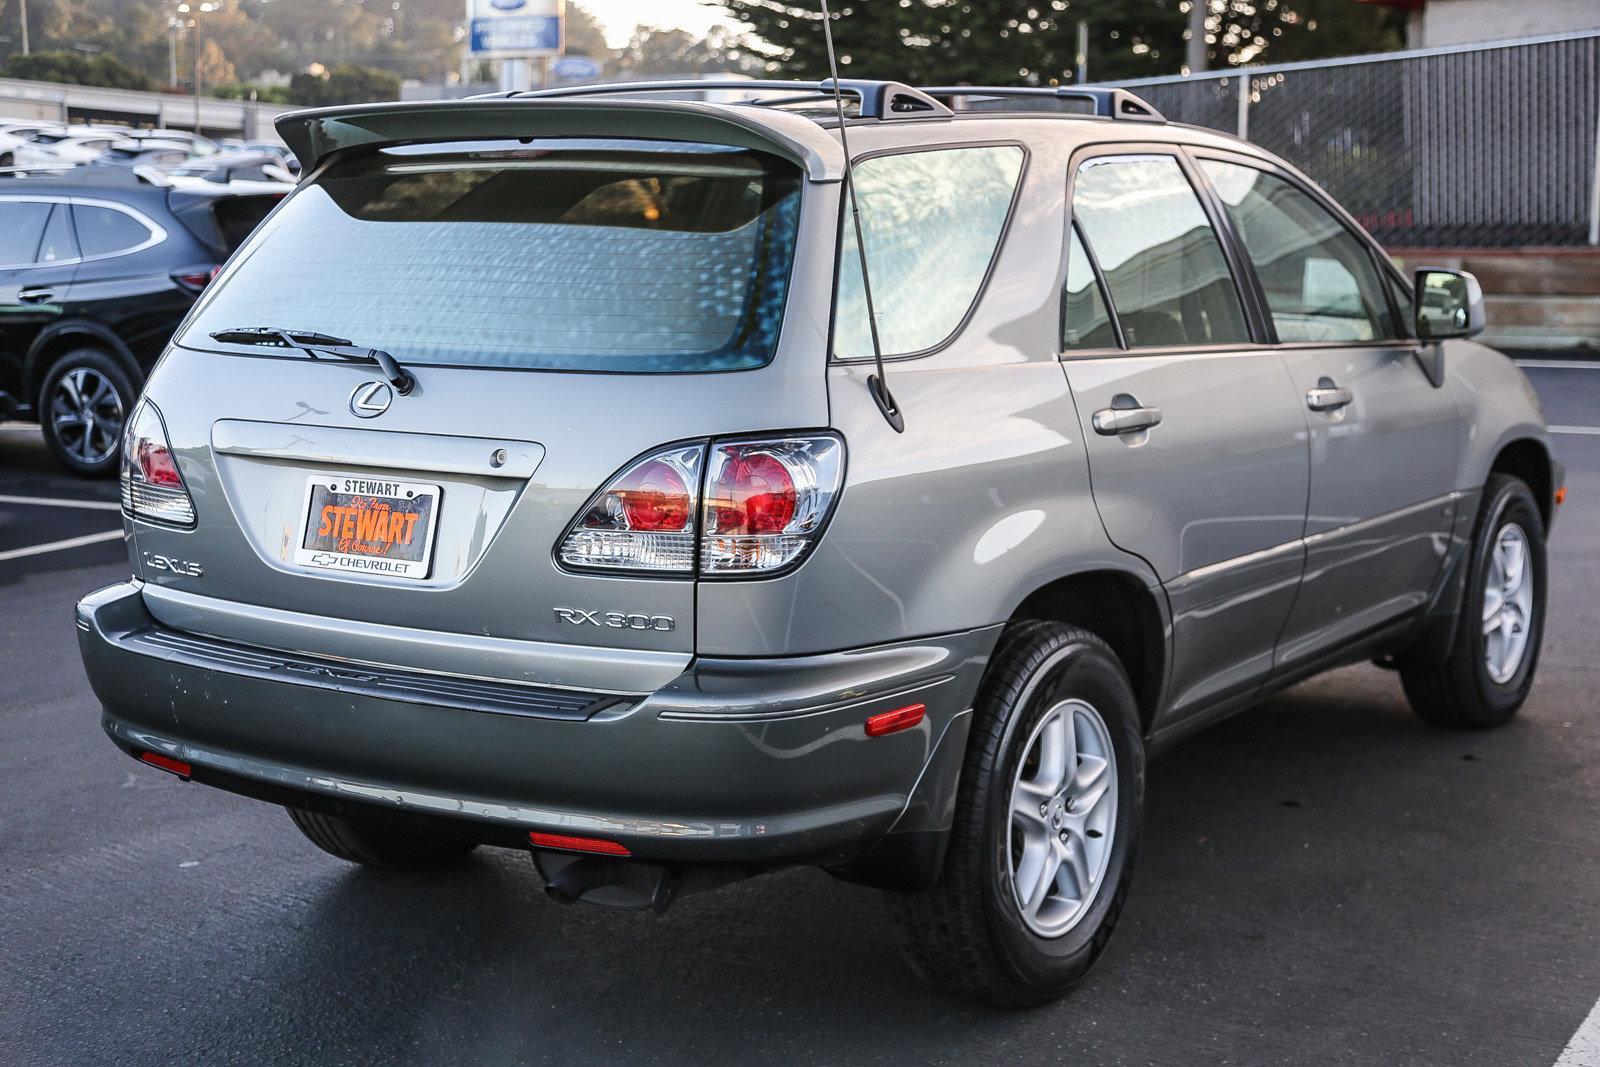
[275,97,847,182]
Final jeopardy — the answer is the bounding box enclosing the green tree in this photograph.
[614,24,768,77]
[288,62,401,106]
[0,49,154,90]
[723,0,1406,84]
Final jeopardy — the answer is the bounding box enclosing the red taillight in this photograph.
[612,457,691,532]
[558,435,844,577]
[171,265,221,293]
[121,401,196,527]
[528,831,631,856]
[558,444,703,573]
[865,703,927,738]
[140,751,192,778]
[701,437,844,575]
[136,438,182,486]
[708,449,797,535]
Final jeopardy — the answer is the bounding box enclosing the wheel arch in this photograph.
[25,321,141,405]
[1489,436,1554,529]
[1006,567,1169,735]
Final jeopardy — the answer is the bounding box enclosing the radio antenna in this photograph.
[818,0,903,433]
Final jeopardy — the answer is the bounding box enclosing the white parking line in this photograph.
[0,529,123,563]
[1550,426,1600,437]
[1517,359,1600,371]
[0,494,121,511]
[1555,994,1600,1065]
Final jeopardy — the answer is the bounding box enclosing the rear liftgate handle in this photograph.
[1092,393,1163,436]
[1305,376,1354,413]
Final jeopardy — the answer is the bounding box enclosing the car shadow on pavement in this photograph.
[118,665,1600,1064]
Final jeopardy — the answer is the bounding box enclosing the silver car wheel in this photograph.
[1008,698,1118,938]
[1483,522,1534,684]
[50,367,124,466]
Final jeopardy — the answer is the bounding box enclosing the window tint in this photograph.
[37,204,78,263]
[73,205,153,257]
[1201,159,1397,342]
[0,200,53,265]
[834,145,1024,358]
[1062,225,1116,350]
[183,140,803,373]
[1071,155,1250,349]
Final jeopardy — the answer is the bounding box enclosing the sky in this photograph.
[587,1,736,46]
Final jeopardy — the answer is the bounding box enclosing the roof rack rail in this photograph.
[484,79,1163,123]
[922,86,1164,120]
[510,79,953,119]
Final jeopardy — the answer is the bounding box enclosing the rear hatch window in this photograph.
[182,139,804,373]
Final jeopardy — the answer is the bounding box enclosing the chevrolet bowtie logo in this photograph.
[310,553,339,566]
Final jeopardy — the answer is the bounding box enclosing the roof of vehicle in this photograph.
[173,148,287,171]
[0,167,179,206]
[276,81,1264,184]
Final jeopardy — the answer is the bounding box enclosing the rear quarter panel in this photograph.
[696,123,1155,657]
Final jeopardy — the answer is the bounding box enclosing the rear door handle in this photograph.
[1305,377,1353,412]
[17,285,54,304]
[1092,394,1163,436]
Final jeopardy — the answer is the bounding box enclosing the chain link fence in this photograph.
[1105,31,1600,249]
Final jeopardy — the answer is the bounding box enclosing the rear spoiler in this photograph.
[274,98,846,183]
[167,185,288,259]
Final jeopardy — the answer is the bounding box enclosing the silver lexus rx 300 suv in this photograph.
[77,82,1563,1005]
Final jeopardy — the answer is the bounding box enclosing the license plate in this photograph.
[294,474,441,580]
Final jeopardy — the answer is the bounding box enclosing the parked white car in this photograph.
[0,121,60,164]
[13,128,123,168]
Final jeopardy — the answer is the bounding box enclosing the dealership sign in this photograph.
[467,0,563,57]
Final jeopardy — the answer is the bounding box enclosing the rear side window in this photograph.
[0,200,52,266]
[833,145,1024,359]
[1201,159,1398,342]
[184,140,804,373]
[1071,155,1250,349]
[74,205,154,257]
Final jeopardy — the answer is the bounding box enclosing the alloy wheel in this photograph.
[1483,522,1535,684]
[50,367,125,467]
[1008,698,1118,938]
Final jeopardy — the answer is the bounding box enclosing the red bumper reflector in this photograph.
[865,703,927,738]
[1555,486,1568,507]
[528,831,631,857]
[140,751,191,778]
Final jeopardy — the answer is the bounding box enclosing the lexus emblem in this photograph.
[350,381,393,418]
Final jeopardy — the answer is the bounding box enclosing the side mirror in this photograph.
[1414,268,1485,341]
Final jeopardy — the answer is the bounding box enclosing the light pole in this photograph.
[177,2,216,134]
[19,0,28,56]
[1185,0,1208,73]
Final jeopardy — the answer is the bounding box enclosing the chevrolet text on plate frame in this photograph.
[467,0,564,58]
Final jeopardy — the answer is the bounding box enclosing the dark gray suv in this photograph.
[76,82,1562,1005]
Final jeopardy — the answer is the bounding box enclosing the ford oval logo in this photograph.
[489,0,526,9]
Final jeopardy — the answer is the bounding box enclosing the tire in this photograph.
[38,347,137,478]
[1401,474,1546,728]
[885,622,1145,1006]
[287,807,478,871]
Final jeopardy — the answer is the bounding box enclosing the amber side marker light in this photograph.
[1555,486,1568,507]
[140,751,192,779]
[865,703,927,738]
[528,831,631,857]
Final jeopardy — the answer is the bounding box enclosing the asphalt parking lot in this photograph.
[3,362,1598,1065]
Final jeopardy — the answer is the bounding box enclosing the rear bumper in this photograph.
[77,581,995,869]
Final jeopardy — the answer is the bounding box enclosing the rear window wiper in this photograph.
[210,327,415,395]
